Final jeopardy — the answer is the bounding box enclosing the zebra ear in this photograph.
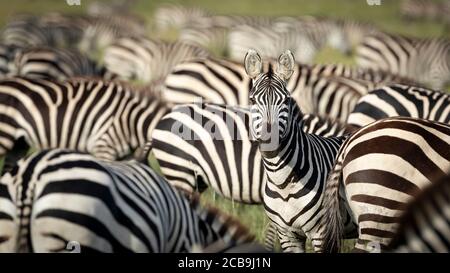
[276,50,295,81]
[244,49,262,79]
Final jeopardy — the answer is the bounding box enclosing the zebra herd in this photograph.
[0,0,449,253]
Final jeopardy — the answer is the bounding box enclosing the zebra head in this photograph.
[245,49,295,152]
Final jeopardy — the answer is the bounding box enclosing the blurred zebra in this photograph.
[228,17,352,64]
[179,25,229,56]
[162,58,379,122]
[78,14,148,56]
[400,0,450,23]
[153,3,211,32]
[0,149,254,252]
[1,13,147,55]
[102,37,210,86]
[347,84,450,130]
[0,44,20,78]
[321,117,450,252]
[0,77,169,170]
[356,32,450,89]
[9,47,117,81]
[244,50,357,252]
[388,174,450,253]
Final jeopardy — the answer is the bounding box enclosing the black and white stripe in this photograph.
[244,49,356,252]
[163,58,376,122]
[347,84,450,130]
[388,174,450,253]
[228,17,352,64]
[356,32,450,89]
[0,149,254,252]
[102,37,210,85]
[151,103,348,204]
[0,77,168,165]
[9,47,117,81]
[321,117,450,252]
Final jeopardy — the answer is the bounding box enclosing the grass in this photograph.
[0,0,448,252]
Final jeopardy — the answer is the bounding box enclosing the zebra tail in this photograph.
[16,182,36,253]
[321,152,345,253]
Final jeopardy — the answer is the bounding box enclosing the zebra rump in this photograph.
[321,117,450,252]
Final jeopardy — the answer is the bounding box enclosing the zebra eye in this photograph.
[249,97,256,104]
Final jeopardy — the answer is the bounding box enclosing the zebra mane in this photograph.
[387,174,450,250]
[187,193,255,245]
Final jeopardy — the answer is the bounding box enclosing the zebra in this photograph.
[102,37,210,86]
[9,47,117,81]
[388,174,450,253]
[1,15,56,48]
[1,13,147,55]
[162,57,380,122]
[150,102,349,251]
[321,116,450,252]
[228,17,352,64]
[356,32,450,90]
[0,77,169,171]
[0,44,20,78]
[77,14,148,57]
[179,25,229,56]
[400,0,450,23]
[243,49,357,252]
[0,148,254,252]
[347,84,450,131]
[153,3,211,32]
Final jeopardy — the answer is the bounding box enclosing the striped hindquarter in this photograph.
[388,175,450,253]
[0,77,168,162]
[321,117,450,252]
[347,84,450,131]
[0,149,254,252]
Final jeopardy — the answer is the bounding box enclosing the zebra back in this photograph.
[10,47,116,81]
[347,84,450,130]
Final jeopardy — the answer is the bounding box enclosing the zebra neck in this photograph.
[260,106,311,188]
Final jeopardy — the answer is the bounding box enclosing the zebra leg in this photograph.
[277,227,306,253]
[264,222,278,251]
